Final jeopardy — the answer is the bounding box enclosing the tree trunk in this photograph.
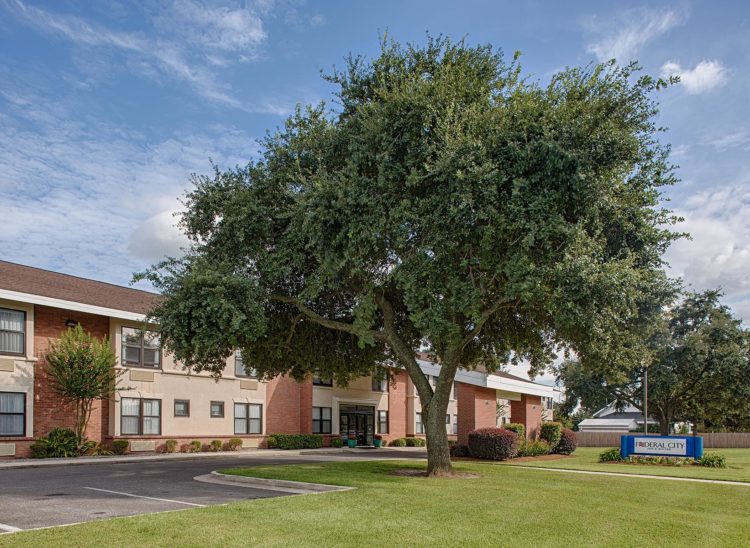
[423,400,453,476]
[659,409,671,436]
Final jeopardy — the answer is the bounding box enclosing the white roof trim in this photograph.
[0,288,147,322]
[417,359,555,398]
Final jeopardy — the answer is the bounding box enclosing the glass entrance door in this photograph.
[339,405,375,445]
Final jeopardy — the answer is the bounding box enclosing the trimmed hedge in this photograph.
[330,437,344,448]
[227,438,243,451]
[390,438,406,447]
[112,439,129,455]
[389,437,426,447]
[267,434,324,450]
[468,427,519,461]
[554,428,577,455]
[540,422,562,450]
[516,439,550,457]
[504,423,525,439]
[449,444,471,457]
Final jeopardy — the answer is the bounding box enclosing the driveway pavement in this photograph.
[0,450,424,533]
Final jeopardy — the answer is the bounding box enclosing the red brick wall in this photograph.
[298,378,313,434]
[510,394,542,439]
[456,382,496,444]
[33,306,110,442]
[387,369,408,441]
[265,374,303,434]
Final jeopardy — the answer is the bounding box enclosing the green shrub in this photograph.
[540,422,562,450]
[164,439,178,453]
[504,423,525,439]
[449,444,471,457]
[330,437,344,448]
[554,428,577,455]
[268,434,323,450]
[209,440,223,452]
[188,440,202,453]
[404,437,425,447]
[79,440,112,456]
[390,438,407,447]
[112,439,129,455]
[468,427,519,461]
[32,428,80,458]
[697,453,727,468]
[516,439,550,457]
[266,435,279,449]
[628,455,692,466]
[30,441,50,458]
[227,438,243,451]
[598,448,624,462]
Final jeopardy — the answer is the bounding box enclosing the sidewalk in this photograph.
[0,446,426,470]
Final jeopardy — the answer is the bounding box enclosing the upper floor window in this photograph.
[372,376,388,392]
[416,412,424,434]
[0,308,25,356]
[121,327,160,369]
[452,382,458,400]
[0,392,25,436]
[234,351,257,378]
[313,376,332,387]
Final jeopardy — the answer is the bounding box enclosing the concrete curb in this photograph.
[203,471,355,494]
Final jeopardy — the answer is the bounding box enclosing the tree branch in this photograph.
[459,298,519,350]
[270,295,387,342]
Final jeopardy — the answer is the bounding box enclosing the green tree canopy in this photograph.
[140,36,679,475]
[555,290,750,434]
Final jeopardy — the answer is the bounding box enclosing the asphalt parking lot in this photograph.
[0,450,423,533]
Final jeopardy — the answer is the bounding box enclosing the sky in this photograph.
[1,1,749,383]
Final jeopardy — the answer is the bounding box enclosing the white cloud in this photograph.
[661,60,728,94]
[665,183,750,323]
[3,0,273,110]
[0,85,259,286]
[585,7,687,62]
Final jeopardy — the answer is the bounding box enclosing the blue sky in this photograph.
[1,0,749,334]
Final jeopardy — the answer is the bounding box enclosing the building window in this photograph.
[446,414,450,424]
[453,414,458,434]
[313,376,332,387]
[0,308,25,356]
[416,412,424,434]
[312,406,332,434]
[545,397,554,410]
[121,398,161,435]
[234,403,262,434]
[121,327,161,369]
[371,376,388,392]
[0,392,25,436]
[174,399,190,417]
[234,350,257,378]
[211,401,225,418]
[378,410,388,434]
[452,382,458,400]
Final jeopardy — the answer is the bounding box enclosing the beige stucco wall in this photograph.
[407,375,458,435]
[312,374,389,435]
[0,298,35,437]
[109,318,266,442]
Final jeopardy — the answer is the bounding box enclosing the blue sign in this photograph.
[620,435,703,459]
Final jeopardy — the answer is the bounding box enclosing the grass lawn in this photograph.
[500,447,750,482]
[4,460,749,547]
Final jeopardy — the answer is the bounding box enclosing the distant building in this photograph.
[578,402,657,432]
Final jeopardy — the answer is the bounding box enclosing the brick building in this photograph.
[0,261,553,458]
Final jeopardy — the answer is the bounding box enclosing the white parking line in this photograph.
[83,487,206,507]
[0,523,23,533]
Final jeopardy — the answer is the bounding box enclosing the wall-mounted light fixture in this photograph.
[65,319,78,328]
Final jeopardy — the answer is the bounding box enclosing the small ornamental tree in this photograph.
[139,36,679,476]
[45,324,123,442]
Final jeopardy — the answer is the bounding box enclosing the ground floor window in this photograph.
[453,414,458,434]
[234,403,262,434]
[416,412,424,434]
[174,399,189,417]
[378,410,388,434]
[312,406,332,434]
[0,392,25,436]
[211,401,225,418]
[121,398,161,435]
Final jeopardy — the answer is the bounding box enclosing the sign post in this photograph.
[620,435,703,459]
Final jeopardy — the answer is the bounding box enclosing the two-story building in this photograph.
[0,260,554,457]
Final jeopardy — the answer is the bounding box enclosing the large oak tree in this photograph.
[140,37,679,475]
[555,290,750,435]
